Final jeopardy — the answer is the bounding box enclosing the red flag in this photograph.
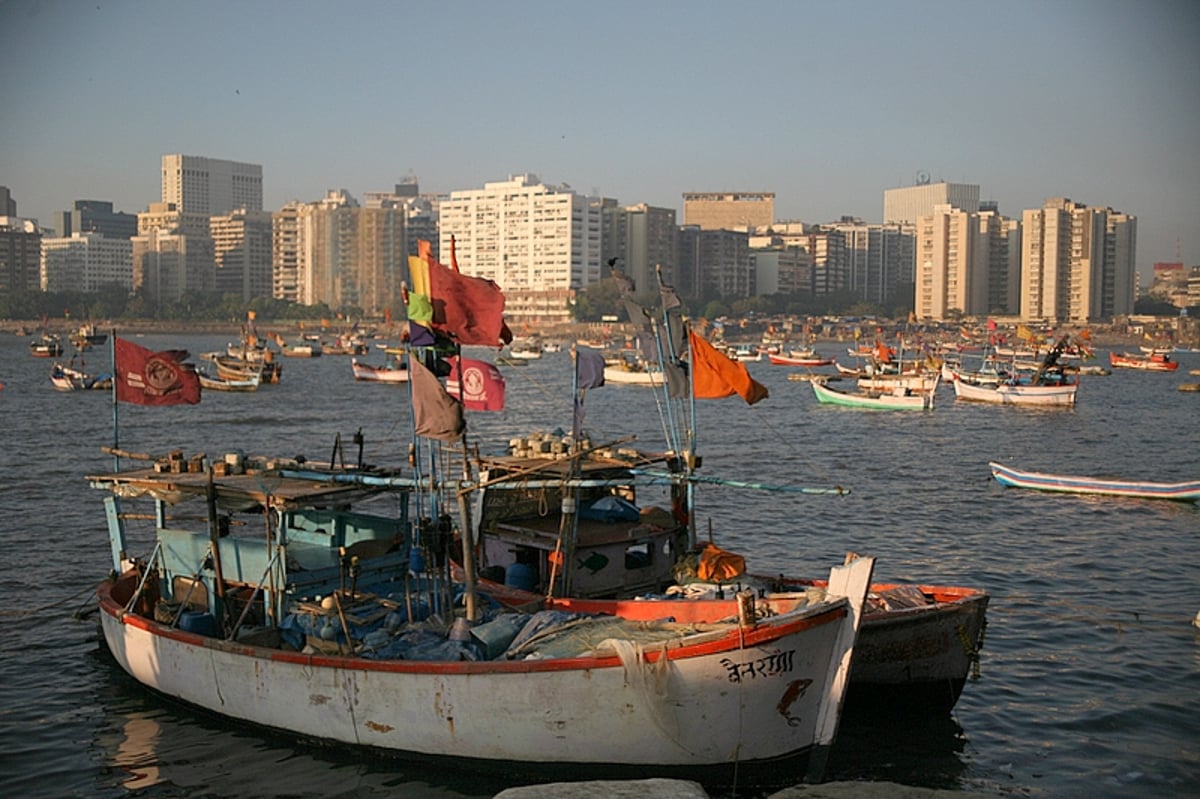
[114,337,201,406]
[444,355,506,411]
[688,330,768,405]
[421,253,507,347]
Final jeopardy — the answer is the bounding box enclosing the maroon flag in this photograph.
[444,355,506,411]
[409,358,466,441]
[427,254,508,347]
[114,337,201,406]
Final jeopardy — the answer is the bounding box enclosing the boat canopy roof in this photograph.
[88,462,408,512]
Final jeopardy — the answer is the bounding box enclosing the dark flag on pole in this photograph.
[572,346,606,438]
[409,358,466,441]
[114,337,201,406]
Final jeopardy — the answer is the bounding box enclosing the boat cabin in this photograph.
[475,437,690,599]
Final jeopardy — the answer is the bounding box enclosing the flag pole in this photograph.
[110,330,120,471]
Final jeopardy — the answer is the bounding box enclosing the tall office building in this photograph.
[438,175,605,321]
[682,192,774,231]
[53,200,137,240]
[884,181,980,224]
[161,154,263,215]
[675,227,751,299]
[41,232,134,293]
[1020,198,1136,323]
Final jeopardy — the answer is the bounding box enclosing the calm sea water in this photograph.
[1,332,1197,799]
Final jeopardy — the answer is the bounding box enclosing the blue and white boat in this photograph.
[989,462,1200,502]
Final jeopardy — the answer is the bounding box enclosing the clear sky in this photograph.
[3,0,1198,284]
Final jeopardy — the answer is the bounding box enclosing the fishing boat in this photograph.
[953,335,1079,406]
[602,356,663,386]
[1108,351,1179,371]
[989,461,1200,502]
[208,353,282,384]
[953,376,1078,406]
[49,360,112,391]
[198,370,261,392]
[88,446,873,769]
[71,323,108,350]
[30,333,64,357]
[768,352,836,367]
[476,434,986,713]
[811,377,936,410]
[350,356,409,383]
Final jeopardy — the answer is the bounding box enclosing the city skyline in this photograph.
[3,0,1197,285]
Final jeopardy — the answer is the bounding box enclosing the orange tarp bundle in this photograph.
[696,543,746,582]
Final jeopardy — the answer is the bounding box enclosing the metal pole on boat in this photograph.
[205,467,228,631]
[109,329,120,472]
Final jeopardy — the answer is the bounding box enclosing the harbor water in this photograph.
[0,332,1197,798]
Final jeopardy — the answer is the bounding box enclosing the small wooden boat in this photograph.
[953,377,1078,406]
[50,361,112,391]
[989,462,1200,502]
[769,352,836,367]
[1109,351,1179,371]
[812,377,936,410]
[30,334,64,358]
[198,371,261,392]
[602,359,662,386]
[350,356,408,383]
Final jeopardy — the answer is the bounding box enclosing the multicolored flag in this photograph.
[114,337,201,406]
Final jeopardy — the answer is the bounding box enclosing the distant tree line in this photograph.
[0,284,365,325]
[3,282,1192,326]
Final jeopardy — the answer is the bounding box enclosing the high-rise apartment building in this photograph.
[601,203,677,296]
[438,175,605,321]
[682,192,774,231]
[675,227,751,299]
[1020,198,1136,323]
[916,204,1021,320]
[161,154,263,215]
[884,181,980,224]
[0,218,43,294]
[53,200,137,240]
[273,201,305,304]
[295,191,406,315]
[211,209,273,300]
[750,245,812,296]
[132,202,214,295]
[41,232,134,293]
[826,220,915,307]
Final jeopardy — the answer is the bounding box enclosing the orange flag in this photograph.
[688,329,768,405]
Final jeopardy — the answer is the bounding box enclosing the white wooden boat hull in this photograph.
[857,373,940,393]
[812,378,934,410]
[989,462,1200,501]
[953,377,1077,406]
[98,570,862,766]
[603,366,662,386]
[351,359,409,383]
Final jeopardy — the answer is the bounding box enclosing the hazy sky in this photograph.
[3,0,1198,282]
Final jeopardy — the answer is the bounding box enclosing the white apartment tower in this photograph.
[437,175,604,321]
[161,155,263,215]
[1020,198,1136,323]
[916,205,983,320]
